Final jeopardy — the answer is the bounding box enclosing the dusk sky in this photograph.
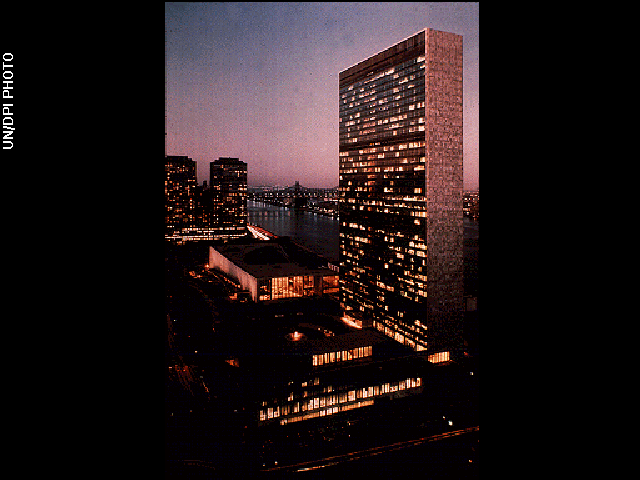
[166,2,478,189]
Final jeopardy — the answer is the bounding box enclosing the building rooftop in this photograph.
[211,237,333,279]
[339,28,462,84]
[214,318,415,383]
[303,330,389,355]
[339,27,464,74]
[339,27,428,74]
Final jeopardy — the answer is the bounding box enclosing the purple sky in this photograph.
[166,2,478,189]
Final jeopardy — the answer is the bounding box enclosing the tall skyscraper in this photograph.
[338,28,463,361]
[165,155,197,236]
[209,157,248,237]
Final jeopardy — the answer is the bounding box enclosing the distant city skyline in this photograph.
[166,2,478,189]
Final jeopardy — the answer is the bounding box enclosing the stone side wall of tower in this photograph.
[424,29,464,350]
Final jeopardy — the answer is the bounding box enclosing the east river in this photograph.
[248,200,340,262]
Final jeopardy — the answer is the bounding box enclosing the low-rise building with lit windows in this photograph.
[308,330,383,368]
[208,237,339,303]
[255,349,427,427]
[210,320,424,428]
[259,374,424,426]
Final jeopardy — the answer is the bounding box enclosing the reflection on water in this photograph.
[248,200,340,262]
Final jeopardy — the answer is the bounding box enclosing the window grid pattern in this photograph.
[271,276,315,300]
[339,31,429,348]
[258,377,422,424]
[165,156,197,235]
[338,29,464,355]
[312,345,372,367]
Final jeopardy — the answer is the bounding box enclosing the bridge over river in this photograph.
[249,182,338,210]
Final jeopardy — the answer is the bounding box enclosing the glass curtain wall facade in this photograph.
[338,29,463,355]
[257,275,339,302]
[271,275,314,300]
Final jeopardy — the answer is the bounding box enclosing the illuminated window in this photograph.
[427,351,450,363]
[323,275,339,294]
